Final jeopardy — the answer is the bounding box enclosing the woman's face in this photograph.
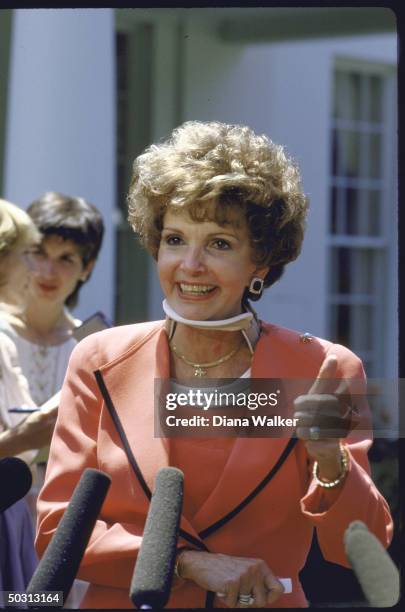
[158,209,268,321]
[28,235,92,307]
[0,247,32,304]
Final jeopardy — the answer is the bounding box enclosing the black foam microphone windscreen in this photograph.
[344,520,400,607]
[130,467,184,609]
[27,468,111,605]
[0,457,32,512]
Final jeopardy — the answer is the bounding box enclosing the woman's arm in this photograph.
[0,332,52,460]
[0,332,35,427]
[0,408,57,458]
[298,345,393,566]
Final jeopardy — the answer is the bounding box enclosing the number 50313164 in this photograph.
[1,591,63,607]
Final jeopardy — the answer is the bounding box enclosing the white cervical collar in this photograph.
[163,299,261,354]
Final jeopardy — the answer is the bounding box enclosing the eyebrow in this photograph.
[36,246,80,257]
[162,226,239,239]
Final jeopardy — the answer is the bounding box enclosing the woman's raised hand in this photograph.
[293,354,354,480]
[178,550,284,608]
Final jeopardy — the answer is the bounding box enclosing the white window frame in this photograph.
[327,57,397,379]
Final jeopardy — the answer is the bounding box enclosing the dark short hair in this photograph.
[27,192,104,308]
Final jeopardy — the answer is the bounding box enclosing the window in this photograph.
[328,62,396,377]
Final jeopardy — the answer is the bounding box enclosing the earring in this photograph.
[248,277,264,301]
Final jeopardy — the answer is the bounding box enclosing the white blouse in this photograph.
[0,317,78,407]
[0,331,35,431]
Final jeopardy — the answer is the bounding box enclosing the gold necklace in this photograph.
[170,341,243,377]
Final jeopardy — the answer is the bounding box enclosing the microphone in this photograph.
[344,520,400,607]
[130,467,184,609]
[0,457,32,512]
[27,468,111,605]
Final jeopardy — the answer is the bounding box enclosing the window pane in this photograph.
[330,248,350,293]
[368,133,382,178]
[351,304,373,351]
[334,71,362,121]
[347,72,362,121]
[351,250,375,294]
[331,128,339,175]
[330,186,338,233]
[344,187,359,235]
[332,304,350,346]
[341,130,361,177]
[330,248,379,294]
[367,190,381,236]
[369,75,383,122]
[330,304,373,353]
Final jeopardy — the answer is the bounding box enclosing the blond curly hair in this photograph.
[0,198,40,287]
[0,199,40,256]
[128,121,308,289]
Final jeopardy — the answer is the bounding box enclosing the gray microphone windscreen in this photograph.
[27,468,111,605]
[130,467,184,609]
[344,520,399,607]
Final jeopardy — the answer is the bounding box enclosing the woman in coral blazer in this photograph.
[36,121,392,609]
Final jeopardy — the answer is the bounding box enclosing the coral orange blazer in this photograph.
[36,321,393,608]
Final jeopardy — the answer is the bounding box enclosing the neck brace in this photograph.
[163,299,261,354]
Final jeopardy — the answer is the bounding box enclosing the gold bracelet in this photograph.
[312,444,349,489]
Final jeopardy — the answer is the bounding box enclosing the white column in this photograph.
[4,9,116,321]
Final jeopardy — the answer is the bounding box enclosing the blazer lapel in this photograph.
[97,325,201,541]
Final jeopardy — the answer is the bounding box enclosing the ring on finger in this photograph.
[309,426,321,440]
[238,593,255,606]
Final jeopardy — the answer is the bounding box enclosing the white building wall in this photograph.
[4,9,116,322]
[178,28,396,340]
[4,8,395,359]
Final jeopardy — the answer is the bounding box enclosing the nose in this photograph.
[36,257,57,278]
[179,246,206,275]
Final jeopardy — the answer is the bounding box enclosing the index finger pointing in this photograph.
[264,573,284,605]
[308,354,338,395]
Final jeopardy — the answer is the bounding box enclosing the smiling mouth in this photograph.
[178,283,216,296]
[38,282,57,291]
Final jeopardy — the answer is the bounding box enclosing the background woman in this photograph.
[0,198,56,457]
[0,193,104,608]
[0,198,53,597]
[36,122,392,608]
[0,192,104,408]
